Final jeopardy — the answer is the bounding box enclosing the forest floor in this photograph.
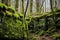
[28,30,60,40]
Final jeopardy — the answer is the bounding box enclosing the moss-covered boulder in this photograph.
[0,2,25,39]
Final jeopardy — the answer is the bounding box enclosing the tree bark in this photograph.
[15,0,19,11]
[30,0,33,13]
[24,0,29,18]
[1,0,10,6]
[50,0,53,12]
[36,0,39,12]
[21,0,24,14]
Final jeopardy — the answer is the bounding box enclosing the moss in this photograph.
[13,13,20,18]
[52,33,60,39]
[7,7,15,13]
[0,2,7,13]
[6,11,12,16]
[46,27,55,34]
[39,30,45,36]
[0,2,60,39]
[28,9,60,37]
[0,2,25,39]
[55,9,60,12]
[0,2,7,9]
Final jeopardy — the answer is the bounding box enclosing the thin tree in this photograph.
[22,0,29,39]
[50,0,56,32]
[24,0,29,18]
[1,0,10,6]
[21,0,24,14]
[39,0,45,13]
[15,0,18,11]
[30,0,33,13]
[50,0,53,12]
[36,0,39,12]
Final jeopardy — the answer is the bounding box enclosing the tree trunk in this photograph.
[30,0,33,13]
[21,0,24,14]
[18,0,21,13]
[50,0,56,32]
[15,0,18,11]
[1,0,10,6]
[0,0,2,2]
[11,0,15,8]
[24,0,29,18]
[36,0,39,12]
[50,0,53,12]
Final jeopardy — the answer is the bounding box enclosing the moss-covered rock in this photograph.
[0,2,25,39]
[28,9,60,35]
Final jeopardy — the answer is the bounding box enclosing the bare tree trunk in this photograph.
[50,0,53,12]
[50,0,56,32]
[24,0,29,18]
[18,0,22,13]
[11,0,15,9]
[6,0,10,6]
[39,0,45,13]
[15,0,18,11]
[36,0,39,12]
[45,0,46,12]
[21,0,24,14]
[30,0,33,13]
[0,0,2,2]
[1,0,10,6]
[1,0,4,3]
